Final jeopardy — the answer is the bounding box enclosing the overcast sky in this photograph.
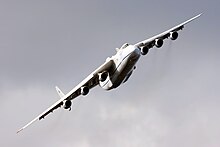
[0,0,219,147]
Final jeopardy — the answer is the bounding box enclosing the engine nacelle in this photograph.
[99,71,108,82]
[169,32,178,40]
[141,46,149,55]
[98,71,113,90]
[155,39,163,48]
[81,86,89,95]
[64,100,72,109]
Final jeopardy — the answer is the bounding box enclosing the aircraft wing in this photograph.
[17,59,114,133]
[135,13,202,49]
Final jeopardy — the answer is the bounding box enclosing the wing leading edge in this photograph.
[135,13,202,49]
[17,59,114,133]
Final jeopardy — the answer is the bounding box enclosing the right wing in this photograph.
[17,59,114,133]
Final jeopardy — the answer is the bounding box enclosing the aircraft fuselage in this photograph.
[104,45,141,90]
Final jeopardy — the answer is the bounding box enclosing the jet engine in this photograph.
[81,86,89,95]
[98,71,113,90]
[155,39,163,48]
[99,71,108,82]
[64,100,72,109]
[141,46,149,55]
[169,32,178,40]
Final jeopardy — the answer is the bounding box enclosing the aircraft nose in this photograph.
[131,47,141,56]
[129,48,141,61]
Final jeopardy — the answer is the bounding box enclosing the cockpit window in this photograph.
[121,43,129,49]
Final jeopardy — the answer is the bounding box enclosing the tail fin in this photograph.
[55,86,65,98]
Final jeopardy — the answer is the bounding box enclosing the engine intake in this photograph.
[98,71,112,90]
[64,100,72,109]
[81,86,89,95]
[155,39,163,48]
[170,32,178,40]
[141,46,149,55]
[99,71,108,82]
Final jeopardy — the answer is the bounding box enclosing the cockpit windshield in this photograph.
[120,43,130,49]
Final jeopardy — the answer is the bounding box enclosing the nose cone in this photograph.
[133,47,141,55]
[129,47,141,61]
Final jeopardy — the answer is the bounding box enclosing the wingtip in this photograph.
[198,13,203,17]
[194,13,202,19]
[16,128,23,134]
[188,13,202,23]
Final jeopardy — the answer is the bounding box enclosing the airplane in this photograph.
[17,13,201,133]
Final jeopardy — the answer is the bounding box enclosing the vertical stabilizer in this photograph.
[55,86,65,98]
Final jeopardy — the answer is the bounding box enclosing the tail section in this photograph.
[55,86,65,98]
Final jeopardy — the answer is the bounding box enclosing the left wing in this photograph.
[135,13,202,49]
[17,59,114,133]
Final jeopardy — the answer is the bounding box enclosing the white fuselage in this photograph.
[103,45,141,90]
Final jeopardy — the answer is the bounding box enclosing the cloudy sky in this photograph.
[0,0,219,147]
